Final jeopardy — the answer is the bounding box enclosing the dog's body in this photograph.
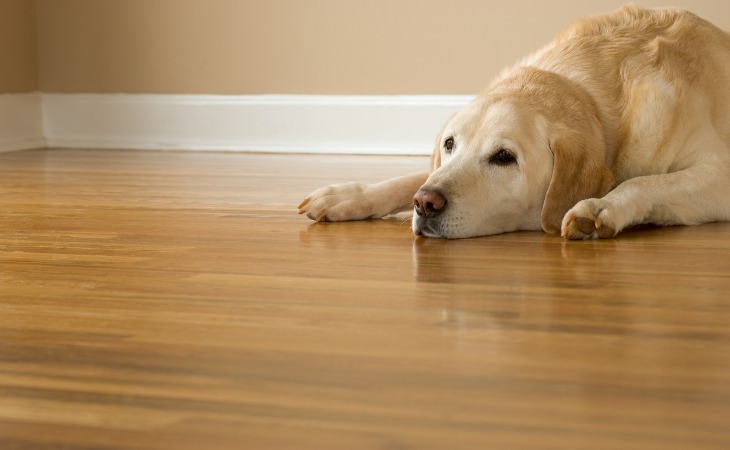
[298,5,730,239]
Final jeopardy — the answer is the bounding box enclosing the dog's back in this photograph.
[509,4,730,181]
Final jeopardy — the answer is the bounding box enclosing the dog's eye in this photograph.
[444,137,455,153]
[490,149,517,166]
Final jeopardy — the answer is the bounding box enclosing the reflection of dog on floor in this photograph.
[299,6,730,239]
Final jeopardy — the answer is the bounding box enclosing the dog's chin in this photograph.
[412,209,505,239]
[412,213,517,239]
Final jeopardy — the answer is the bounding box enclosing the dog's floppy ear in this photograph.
[541,127,614,233]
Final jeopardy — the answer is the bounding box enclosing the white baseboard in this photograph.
[42,94,473,155]
[0,93,45,152]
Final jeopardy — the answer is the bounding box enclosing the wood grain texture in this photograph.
[0,149,729,449]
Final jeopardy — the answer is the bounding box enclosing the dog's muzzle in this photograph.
[412,188,447,237]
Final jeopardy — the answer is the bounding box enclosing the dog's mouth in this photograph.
[412,214,445,238]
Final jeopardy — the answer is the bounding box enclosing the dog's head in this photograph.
[413,68,614,239]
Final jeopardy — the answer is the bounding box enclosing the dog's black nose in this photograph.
[413,189,447,218]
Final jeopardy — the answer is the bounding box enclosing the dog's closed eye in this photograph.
[489,149,517,166]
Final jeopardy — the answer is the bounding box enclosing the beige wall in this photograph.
[25,0,730,95]
[0,0,38,93]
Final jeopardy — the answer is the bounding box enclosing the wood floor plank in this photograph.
[0,149,729,449]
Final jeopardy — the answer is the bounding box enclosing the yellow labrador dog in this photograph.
[298,5,730,239]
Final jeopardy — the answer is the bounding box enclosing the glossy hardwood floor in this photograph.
[0,148,729,450]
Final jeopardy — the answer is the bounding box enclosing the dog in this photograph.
[298,5,730,239]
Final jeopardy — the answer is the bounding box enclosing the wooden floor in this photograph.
[0,149,729,450]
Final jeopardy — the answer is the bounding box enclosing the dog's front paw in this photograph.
[297,182,374,222]
[561,198,618,240]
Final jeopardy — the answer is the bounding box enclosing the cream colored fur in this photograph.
[298,5,730,239]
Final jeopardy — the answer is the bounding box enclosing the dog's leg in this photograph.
[562,130,730,239]
[298,171,429,222]
[562,153,730,239]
